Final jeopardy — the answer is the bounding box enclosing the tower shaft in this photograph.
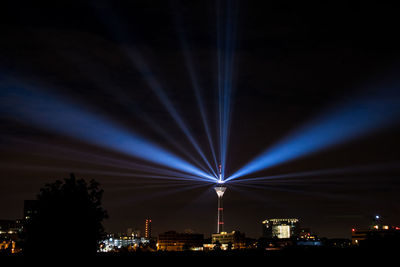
[214,185,226,233]
[217,195,224,233]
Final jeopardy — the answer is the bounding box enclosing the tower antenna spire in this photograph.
[218,164,223,183]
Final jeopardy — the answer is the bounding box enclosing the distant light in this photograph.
[375,215,380,219]
[217,180,225,184]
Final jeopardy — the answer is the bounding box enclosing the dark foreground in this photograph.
[1,247,398,265]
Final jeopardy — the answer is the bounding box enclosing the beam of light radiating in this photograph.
[217,0,238,179]
[228,83,400,181]
[227,162,400,184]
[121,46,218,178]
[57,52,210,174]
[0,136,209,180]
[172,6,219,172]
[0,162,209,183]
[0,84,217,182]
[92,4,217,178]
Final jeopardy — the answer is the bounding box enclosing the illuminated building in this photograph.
[211,231,246,250]
[157,231,204,251]
[262,218,299,239]
[145,218,152,239]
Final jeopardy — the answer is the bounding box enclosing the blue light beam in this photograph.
[122,48,218,178]
[0,84,217,182]
[57,52,210,174]
[93,3,218,178]
[217,0,238,179]
[172,7,219,172]
[228,83,400,181]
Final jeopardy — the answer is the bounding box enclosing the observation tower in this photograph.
[215,164,227,233]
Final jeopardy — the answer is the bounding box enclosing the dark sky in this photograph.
[1,0,400,239]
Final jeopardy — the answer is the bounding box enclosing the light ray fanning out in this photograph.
[58,52,209,173]
[93,3,217,178]
[229,84,400,181]
[172,7,219,171]
[0,84,216,182]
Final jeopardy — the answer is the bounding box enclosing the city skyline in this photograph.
[1,0,400,241]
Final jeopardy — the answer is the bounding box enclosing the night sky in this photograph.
[1,1,400,239]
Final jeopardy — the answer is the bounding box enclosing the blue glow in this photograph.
[217,0,237,180]
[228,85,400,181]
[5,136,212,181]
[0,85,217,182]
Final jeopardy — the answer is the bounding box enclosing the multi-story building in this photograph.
[157,231,204,251]
[262,218,299,239]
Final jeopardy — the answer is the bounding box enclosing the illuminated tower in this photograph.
[215,185,226,233]
[215,164,226,233]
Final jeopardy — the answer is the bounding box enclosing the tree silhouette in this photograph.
[24,173,108,256]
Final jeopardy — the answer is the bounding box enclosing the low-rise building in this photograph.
[158,231,204,251]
